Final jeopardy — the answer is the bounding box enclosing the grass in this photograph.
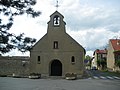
[101,70,120,77]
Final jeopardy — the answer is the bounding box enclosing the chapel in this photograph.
[29,11,85,77]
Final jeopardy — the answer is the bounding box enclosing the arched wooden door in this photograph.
[50,60,62,76]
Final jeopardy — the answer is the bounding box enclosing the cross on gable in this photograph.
[55,0,59,10]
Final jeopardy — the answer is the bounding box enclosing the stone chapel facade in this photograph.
[30,11,85,77]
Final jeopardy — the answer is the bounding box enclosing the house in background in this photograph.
[91,57,97,69]
[107,39,120,71]
[92,49,107,70]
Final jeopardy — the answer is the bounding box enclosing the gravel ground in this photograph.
[0,77,120,90]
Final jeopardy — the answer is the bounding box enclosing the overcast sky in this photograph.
[5,0,120,56]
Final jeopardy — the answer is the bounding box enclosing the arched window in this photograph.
[71,56,75,64]
[53,15,60,26]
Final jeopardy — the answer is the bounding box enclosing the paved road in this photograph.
[87,70,120,80]
[0,77,120,90]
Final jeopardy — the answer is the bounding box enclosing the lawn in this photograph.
[102,70,120,77]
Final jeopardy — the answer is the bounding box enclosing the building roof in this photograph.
[50,11,64,18]
[93,49,107,55]
[110,39,120,51]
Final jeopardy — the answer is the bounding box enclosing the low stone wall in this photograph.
[0,56,30,76]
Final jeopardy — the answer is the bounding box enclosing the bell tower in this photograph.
[47,11,66,34]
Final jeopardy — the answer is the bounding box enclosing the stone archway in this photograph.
[50,60,62,76]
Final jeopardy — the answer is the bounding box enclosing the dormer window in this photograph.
[53,15,60,26]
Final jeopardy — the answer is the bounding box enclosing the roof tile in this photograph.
[110,39,120,51]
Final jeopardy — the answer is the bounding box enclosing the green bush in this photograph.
[116,60,120,68]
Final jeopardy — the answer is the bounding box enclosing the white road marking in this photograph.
[106,76,114,79]
[92,76,120,80]
[93,76,99,79]
[100,76,106,79]
[113,76,120,79]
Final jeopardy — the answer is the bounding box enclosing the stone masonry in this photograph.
[0,56,30,76]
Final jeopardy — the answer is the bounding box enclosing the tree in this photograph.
[100,59,107,69]
[85,55,92,68]
[97,59,101,67]
[116,60,120,68]
[97,59,106,70]
[0,0,41,54]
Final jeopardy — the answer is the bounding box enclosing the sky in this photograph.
[4,0,120,56]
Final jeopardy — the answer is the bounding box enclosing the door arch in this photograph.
[50,60,62,76]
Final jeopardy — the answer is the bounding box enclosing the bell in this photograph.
[55,20,58,24]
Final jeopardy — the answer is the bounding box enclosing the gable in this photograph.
[50,11,64,18]
[30,34,48,51]
[30,32,85,54]
[65,33,86,53]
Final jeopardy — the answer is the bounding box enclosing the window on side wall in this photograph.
[38,56,41,64]
[71,56,75,64]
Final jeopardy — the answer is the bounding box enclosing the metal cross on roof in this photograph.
[55,0,59,10]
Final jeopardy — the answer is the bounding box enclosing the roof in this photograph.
[110,39,120,51]
[93,49,107,55]
[50,11,64,18]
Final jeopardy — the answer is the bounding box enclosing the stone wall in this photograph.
[0,56,30,76]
